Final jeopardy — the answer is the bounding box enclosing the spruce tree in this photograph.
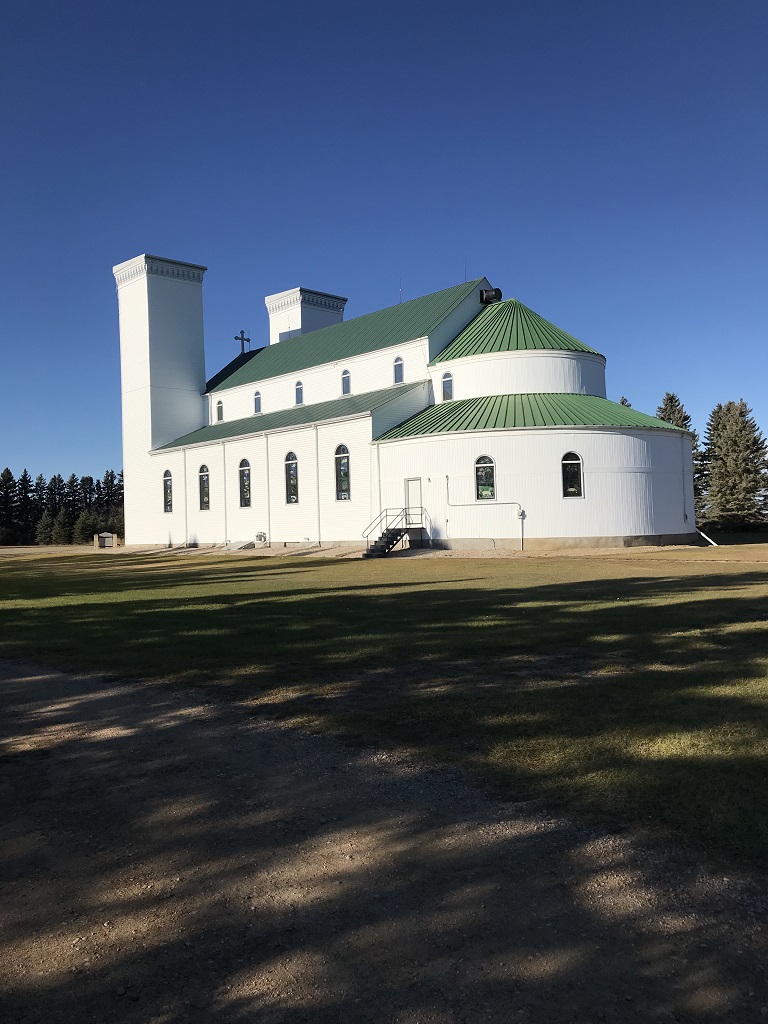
[16,469,34,544]
[35,510,54,545]
[47,474,66,516]
[0,468,17,544]
[51,508,74,545]
[31,474,47,522]
[655,393,705,521]
[701,400,768,527]
[101,470,118,518]
[80,476,95,510]
[656,392,692,430]
[63,473,81,516]
[73,510,99,545]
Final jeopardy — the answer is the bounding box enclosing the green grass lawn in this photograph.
[3,546,768,870]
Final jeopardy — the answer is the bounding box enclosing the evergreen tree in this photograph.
[31,474,47,522]
[93,478,104,516]
[47,474,66,516]
[80,475,95,510]
[101,469,118,518]
[15,469,35,544]
[73,509,99,545]
[655,393,705,521]
[0,468,17,544]
[51,508,74,545]
[35,509,55,545]
[107,509,125,540]
[619,396,632,407]
[656,392,692,430]
[63,473,81,516]
[700,400,768,526]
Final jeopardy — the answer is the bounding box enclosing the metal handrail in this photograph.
[363,506,428,545]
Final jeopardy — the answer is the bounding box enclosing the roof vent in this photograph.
[480,287,503,305]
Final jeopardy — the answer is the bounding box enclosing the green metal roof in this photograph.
[208,280,485,393]
[376,394,682,441]
[158,382,426,450]
[432,298,601,363]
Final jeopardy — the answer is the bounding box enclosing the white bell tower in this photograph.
[113,254,207,543]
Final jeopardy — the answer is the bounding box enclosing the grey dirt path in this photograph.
[2,662,767,1024]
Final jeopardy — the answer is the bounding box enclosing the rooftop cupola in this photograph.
[264,287,347,345]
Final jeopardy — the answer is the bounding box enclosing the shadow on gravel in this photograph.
[1,664,766,1023]
[2,554,768,871]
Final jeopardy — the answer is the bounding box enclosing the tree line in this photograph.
[654,393,768,528]
[0,469,124,545]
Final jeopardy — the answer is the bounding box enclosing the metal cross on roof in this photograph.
[235,330,250,354]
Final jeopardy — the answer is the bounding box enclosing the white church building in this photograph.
[114,254,696,551]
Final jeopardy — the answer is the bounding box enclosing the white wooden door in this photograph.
[404,478,422,526]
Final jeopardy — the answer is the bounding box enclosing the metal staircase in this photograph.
[362,507,429,558]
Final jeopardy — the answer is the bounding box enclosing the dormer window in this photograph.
[216,401,223,422]
[341,369,351,396]
[442,372,453,401]
[254,391,262,415]
[393,357,404,385]
[295,381,303,406]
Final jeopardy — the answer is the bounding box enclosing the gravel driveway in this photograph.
[2,660,767,1023]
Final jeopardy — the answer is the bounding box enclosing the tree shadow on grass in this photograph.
[1,663,766,1023]
[2,559,768,872]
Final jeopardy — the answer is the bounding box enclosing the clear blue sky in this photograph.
[1,0,766,478]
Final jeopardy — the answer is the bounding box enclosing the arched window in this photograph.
[216,401,223,422]
[393,357,404,385]
[562,452,583,497]
[199,465,210,510]
[163,470,172,513]
[239,459,251,508]
[295,381,303,405]
[341,369,351,396]
[254,391,262,415]
[442,372,453,401]
[475,456,495,501]
[285,452,298,503]
[335,444,350,501]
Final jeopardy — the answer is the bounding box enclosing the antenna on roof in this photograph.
[399,276,402,304]
[464,256,467,283]
[234,329,250,355]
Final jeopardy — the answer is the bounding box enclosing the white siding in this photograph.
[209,337,431,424]
[377,429,695,543]
[115,257,207,545]
[430,350,607,403]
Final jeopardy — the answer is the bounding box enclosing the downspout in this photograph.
[314,424,322,546]
[264,433,271,546]
[445,474,525,550]
[221,441,228,544]
[680,432,689,525]
[376,439,382,515]
[183,448,188,547]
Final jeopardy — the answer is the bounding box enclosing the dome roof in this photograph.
[433,298,602,363]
